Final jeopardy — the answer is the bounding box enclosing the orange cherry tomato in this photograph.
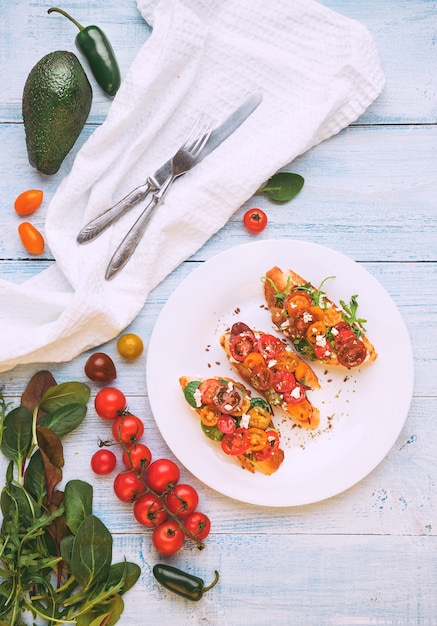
[14,189,44,215]
[18,222,44,255]
[117,333,144,360]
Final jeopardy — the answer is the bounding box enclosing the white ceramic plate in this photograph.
[146,240,414,507]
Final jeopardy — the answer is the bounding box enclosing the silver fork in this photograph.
[105,114,214,280]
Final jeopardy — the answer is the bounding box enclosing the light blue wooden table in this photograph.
[0,1,436,624]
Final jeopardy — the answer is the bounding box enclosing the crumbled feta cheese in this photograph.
[290,386,302,399]
[240,413,250,429]
[315,335,327,347]
[193,388,203,408]
[268,359,277,368]
[224,404,233,412]
[331,327,339,336]
[280,320,290,329]
[303,311,313,323]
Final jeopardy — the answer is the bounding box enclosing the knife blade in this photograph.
[104,91,263,280]
[77,90,263,244]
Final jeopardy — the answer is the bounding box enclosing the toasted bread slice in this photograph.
[263,266,377,369]
[179,375,284,475]
[220,323,321,430]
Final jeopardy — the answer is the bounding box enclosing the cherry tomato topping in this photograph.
[199,405,220,427]
[14,189,44,215]
[221,428,250,455]
[250,364,273,391]
[122,442,152,471]
[213,383,244,414]
[91,449,117,475]
[247,427,268,452]
[247,405,272,430]
[306,320,327,343]
[313,342,333,359]
[272,369,296,393]
[112,414,144,445]
[284,290,313,312]
[256,334,284,359]
[333,328,357,349]
[85,352,117,383]
[166,484,199,518]
[243,208,268,233]
[146,459,180,493]
[18,222,44,255]
[217,414,237,434]
[133,493,167,527]
[152,520,185,555]
[336,339,367,368]
[94,387,126,419]
[198,379,226,405]
[243,352,267,370]
[183,511,211,540]
[230,332,256,361]
[117,333,144,360]
[283,383,306,403]
[255,430,280,460]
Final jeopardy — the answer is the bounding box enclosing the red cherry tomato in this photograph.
[112,414,144,446]
[113,470,147,503]
[133,493,167,528]
[85,352,117,383]
[243,208,268,233]
[146,459,180,493]
[183,512,211,540]
[122,442,152,471]
[18,222,45,254]
[221,428,250,455]
[14,189,43,215]
[165,484,199,518]
[152,520,185,555]
[90,449,117,475]
[94,387,126,420]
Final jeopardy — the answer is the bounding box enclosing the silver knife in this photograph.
[77,91,263,244]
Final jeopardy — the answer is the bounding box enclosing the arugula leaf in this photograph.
[340,294,367,336]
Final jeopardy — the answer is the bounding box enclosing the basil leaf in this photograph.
[70,514,113,588]
[250,397,271,413]
[0,406,33,464]
[39,403,87,437]
[256,172,304,202]
[184,381,201,408]
[201,422,224,442]
[39,381,90,413]
[64,479,93,534]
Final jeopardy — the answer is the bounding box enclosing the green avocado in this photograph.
[22,50,92,175]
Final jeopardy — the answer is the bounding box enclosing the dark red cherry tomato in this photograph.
[84,352,117,382]
[243,208,268,233]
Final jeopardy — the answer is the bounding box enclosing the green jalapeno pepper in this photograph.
[48,7,121,96]
[153,564,220,601]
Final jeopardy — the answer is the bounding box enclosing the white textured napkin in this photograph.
[0,0,384,373]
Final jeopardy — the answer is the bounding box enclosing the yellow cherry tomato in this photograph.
[18,222,45,255]
[14,189,44,215]
[117,333,144,360]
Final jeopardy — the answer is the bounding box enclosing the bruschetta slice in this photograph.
[263,266,377,369]
[220,323,321,430]
[179,375,284,475]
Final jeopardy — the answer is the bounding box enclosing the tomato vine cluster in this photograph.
[90,387,211,555]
